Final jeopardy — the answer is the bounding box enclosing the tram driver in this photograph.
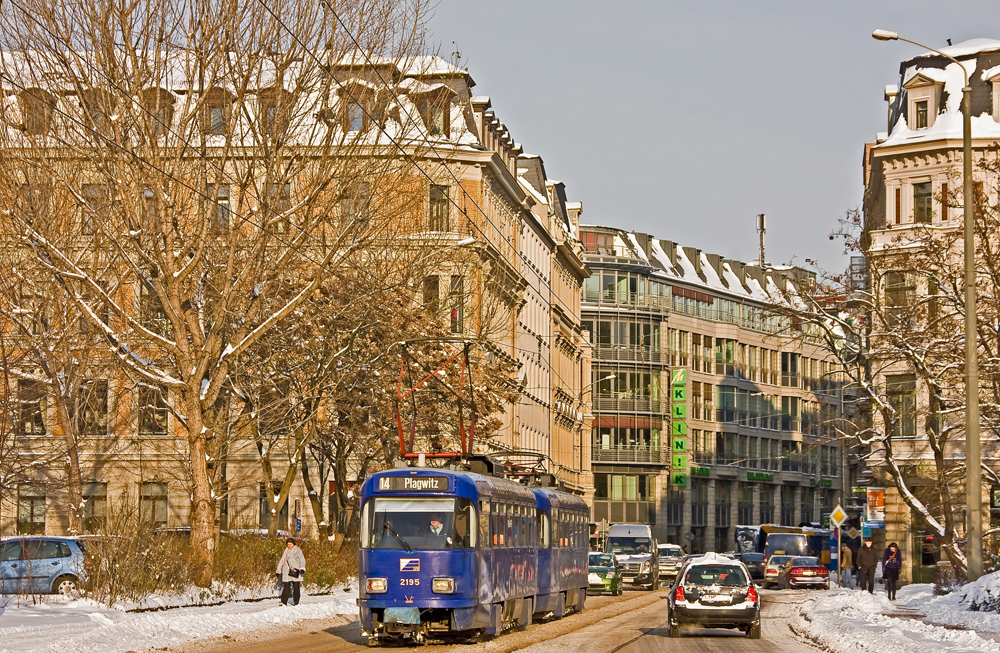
[429,513,446,537]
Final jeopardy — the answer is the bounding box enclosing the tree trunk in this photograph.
[300,448,327,537]
[188,404,216,587]
[53,398,83,535]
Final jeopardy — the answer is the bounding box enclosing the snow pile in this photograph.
[0,586,357,653]
[961,572,1000,612]
[796,587,1000,653]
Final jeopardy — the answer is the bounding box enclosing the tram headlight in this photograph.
[366,577,388,593]
[432,577,455,593]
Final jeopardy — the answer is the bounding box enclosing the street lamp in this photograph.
[872,29,982,580]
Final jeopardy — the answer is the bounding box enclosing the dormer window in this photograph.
[19,88,56,136]
[346,101,365,131]
[201,88,233,135]
[914,100,928,129]
[139,88,175,137]
[988,70,1000,121]
[902,72,942,131]
[258,86,292,138]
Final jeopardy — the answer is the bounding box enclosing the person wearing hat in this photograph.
[857,537,879,593]
[429,513,445,537]
[882,542,902,600]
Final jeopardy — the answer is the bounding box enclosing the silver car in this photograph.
[762,554,793,589]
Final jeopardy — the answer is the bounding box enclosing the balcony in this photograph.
[592,344,669,365]
[593,394,669,413]
[591,441,671,465]
[582,289,670,311]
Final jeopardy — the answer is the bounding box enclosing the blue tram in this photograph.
[358,467,589,643]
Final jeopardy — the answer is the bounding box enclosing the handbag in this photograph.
[289,568,301,579]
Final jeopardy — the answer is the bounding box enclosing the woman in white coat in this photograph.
[276,538,306,605]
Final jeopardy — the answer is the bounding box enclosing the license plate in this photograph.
[589,573,603,584]
[702,595,728,603]
[802,571,816,576]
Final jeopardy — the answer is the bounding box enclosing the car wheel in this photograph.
[54,575,80,597]
[749,621,762,639]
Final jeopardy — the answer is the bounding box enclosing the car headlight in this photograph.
[641,561,651,572]
[432,577,455,593]
[365,577,388,593]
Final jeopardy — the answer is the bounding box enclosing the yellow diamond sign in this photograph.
[830,504,848,527]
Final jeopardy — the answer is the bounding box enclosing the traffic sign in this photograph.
[846,527,859,539]
[829,504,848,527]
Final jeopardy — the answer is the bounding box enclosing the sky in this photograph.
[426,0,999,273]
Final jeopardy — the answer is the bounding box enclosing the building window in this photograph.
[140,277,168,333]
[266,183,292,235]
[80,89,114,134]
[429,185,449,231]
[449,275,464,334]
[209,184,231,234]
[76,379,109,435]
[140,88,175,137]
[913,182,932,223]
[19,88,56,136]
[258,87,291,137]
[885,270,915,326]
[346,101,365,132]
[201,88,233,135]
[81,183,108,235]
[83,482,107,532]
[17,379,46,435]
[914,100,928,129]
[887,374,917,438]
[17,485,45,534]
[422,275,439,315]
[140,482,168,528]
[260,481,288,530]
[340,182,370,227]
[138,385,168,435]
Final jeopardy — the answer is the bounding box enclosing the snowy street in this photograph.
[5,581,1000,653]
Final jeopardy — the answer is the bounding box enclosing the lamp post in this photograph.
[872,29,981,580]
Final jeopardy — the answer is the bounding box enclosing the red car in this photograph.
[776,556,829,589]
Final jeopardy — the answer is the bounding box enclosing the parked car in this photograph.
[665,552,761,639]
[762,554,793,588]
[657,544,684,583]
[606,524,658,589]
[587,551,623,595]
[776,556,829,589]
[0,536,87,595]
[736,552,766,582]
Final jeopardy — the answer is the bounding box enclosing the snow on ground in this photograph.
[0,585,357,653]
[795,585,1000,653]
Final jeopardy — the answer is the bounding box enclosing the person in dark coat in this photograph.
[276,538,306,605]
[882,542,902,600]
[856,537,879,593]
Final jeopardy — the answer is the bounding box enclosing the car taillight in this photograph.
[790,568,804,575]
[674,586,686,602]
[819,568,829,576]
[747,585,758,603]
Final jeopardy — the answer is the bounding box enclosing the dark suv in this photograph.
[666,553,761,639]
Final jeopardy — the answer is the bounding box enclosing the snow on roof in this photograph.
[404,55,469,78]
[982,64,1000,81]
[625,233,649,262]
[912,38,1000,59]
[902,67,948,86]
[877,53,1000,149]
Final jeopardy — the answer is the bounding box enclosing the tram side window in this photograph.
[539,511,550,548]
[480,500,491,548]
[506,503,514,547]
[454,498,476,548]
[491,501,499,546]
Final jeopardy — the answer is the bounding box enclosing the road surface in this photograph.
[176,588,821,653]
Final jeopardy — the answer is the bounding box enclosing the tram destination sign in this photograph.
[377,475,450,492]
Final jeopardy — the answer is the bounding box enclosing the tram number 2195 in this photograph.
[400,578,420,586]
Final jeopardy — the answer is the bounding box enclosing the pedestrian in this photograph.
[840,544,854,588]
[276,537,306,606]
[882,542,902,600]
[857,537,879,594]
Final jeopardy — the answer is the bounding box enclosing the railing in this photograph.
[592,344,669,364]
[593,395,669,413]
[591,443,671,464]
[582,289,670,310]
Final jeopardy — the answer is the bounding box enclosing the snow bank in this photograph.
[0,586,357,653]
[796,587,1000,653]
[960,572,1000,613]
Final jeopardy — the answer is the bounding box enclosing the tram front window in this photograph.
[362,497,477,550]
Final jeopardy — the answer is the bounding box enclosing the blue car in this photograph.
[0,536,87,595]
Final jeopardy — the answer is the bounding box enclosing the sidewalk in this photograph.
[795,584,1000,653]
[0,586,357,653]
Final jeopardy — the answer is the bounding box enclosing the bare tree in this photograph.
[0,0,431,585]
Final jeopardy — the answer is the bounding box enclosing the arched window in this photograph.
[201,87,234,135]
[139,88,175,137]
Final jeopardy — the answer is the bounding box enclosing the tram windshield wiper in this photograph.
[382,522,414,552]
